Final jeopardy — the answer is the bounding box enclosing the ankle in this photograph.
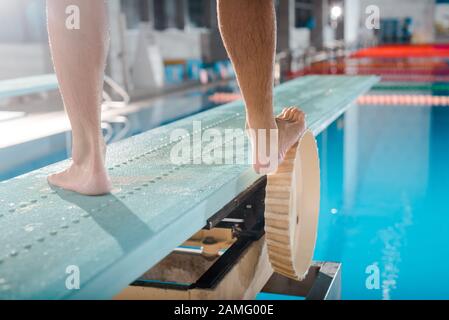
[72,138,107,165]
[72,148,106,169]
[247,114,276,130]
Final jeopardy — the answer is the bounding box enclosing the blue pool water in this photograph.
[313,104,449,299]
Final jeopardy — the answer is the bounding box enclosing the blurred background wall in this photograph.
[0,0,443,82]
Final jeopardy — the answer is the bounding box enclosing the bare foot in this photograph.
[276,106,306,165]
[48,142,112,196]
[48,163,112,196]
[247,107,306,174]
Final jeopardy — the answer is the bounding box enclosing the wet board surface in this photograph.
[0,75,378,299]
[0,74,58,99]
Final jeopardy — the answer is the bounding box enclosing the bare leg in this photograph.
[217,0,305,173]
[47,0,111,195]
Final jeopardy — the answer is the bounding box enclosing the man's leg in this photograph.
[217,0,305,173]
[47,0,111,195]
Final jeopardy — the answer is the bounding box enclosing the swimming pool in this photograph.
[1,73,448,299]
[314,100,449,299]
[0,81,239,181]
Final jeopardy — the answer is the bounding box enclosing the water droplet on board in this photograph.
[24,224,35,232]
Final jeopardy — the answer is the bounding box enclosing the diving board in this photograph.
[0,74,58,99]
[0,75,378,299]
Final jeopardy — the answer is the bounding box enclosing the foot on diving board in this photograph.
[265,130,320,280]
[0,75,378,299]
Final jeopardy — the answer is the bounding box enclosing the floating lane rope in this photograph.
[358,94,449,106]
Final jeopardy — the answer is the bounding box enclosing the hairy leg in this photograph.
[217,0,305,173]
[47,0,111,195]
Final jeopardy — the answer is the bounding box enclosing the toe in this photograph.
[278,108,289,119]
[289,108,299,121]
[47,172,61,186]
[298,110,306,123]
[293,109,304,122]
[47,174,55,186]
[285,107,295,120]
[291,108,305,122]
[277,107,306,127]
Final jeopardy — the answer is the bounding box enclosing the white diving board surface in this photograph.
[0,74,58,99]
[0,75,378,299]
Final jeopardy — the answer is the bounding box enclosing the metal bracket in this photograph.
[206,177,266,230]
[261,262,342,300]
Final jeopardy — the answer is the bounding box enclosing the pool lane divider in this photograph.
[358,94,449,106]
[352,44,449,58]
[0,75,379,299]
[372,82,449,92]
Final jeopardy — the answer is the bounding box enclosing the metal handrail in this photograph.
[102,75,131,109]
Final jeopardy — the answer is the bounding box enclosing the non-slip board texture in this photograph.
[0,75,378,299]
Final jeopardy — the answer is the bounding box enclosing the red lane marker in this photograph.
[358,94,449,106]
[352,44,449,58]
[209,92,449,107]
[209,92,242,103]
